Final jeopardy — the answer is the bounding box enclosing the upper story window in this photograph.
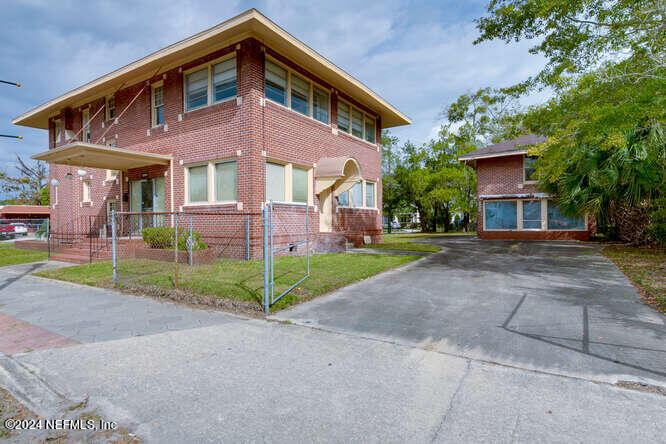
[53,119,61,145]
[106,96,116,120]
[524,156,538,182]
[264,58,330,124]
[82,108,91,143]
[337,100,376,144]
[152,83,164,127]
[184,54,237,112]
[213,58,237,102]
[265,60,288,105]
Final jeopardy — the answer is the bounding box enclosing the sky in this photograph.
[0,0,548,182]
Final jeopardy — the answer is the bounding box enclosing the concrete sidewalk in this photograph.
[6,317,665,443]
[0,261,233,350]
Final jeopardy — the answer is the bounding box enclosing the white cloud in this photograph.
[0,0,549,174]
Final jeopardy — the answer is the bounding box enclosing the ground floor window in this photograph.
[185,159,238,205]
[483,199,586,231]
[265,161,312,205]
[337,180,377,209]
[522,200,541,229]
[484,201,517,229]
[547,200,585,230]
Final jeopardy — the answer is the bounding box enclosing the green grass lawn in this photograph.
[0,242,48,267]
[362,231,476,253]
[604,245,665,314]
[35,253,419,312]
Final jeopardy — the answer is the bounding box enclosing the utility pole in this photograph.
[1,79,22,139]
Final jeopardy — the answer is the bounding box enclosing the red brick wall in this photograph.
[45,37,382,252]
[475,156,591,240]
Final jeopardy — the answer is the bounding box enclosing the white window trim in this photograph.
[183,158,238,206]
[265,159,313,206]
[523,155,538,184]
[53,184,58,207]
[337,179,378,211]
[336,98,378,147]
[151,80,164,127]
[482,199,588,231]
[264,56,332,127]
[183,52,237,113]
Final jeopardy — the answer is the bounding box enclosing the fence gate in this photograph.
[262,201,311,314]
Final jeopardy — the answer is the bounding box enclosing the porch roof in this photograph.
[31,142,172,171]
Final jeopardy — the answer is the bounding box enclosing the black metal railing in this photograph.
[49,215,111,263]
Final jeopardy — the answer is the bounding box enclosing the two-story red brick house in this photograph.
[459,134,592,240]
[13,9,410,257]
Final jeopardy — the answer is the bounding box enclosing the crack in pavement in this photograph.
[430,359,472,442]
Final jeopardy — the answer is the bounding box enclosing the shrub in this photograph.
[142,227,207,251]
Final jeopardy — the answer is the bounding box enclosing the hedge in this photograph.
[142,227,207,251]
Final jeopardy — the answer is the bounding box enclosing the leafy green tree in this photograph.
[39,185,49,206]
[475,0,666,90]
[381,130,403,232]
[0,156,48,205]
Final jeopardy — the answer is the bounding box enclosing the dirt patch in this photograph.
[603,245,666,315]
[1,387,139,442]
[109,282,265,318]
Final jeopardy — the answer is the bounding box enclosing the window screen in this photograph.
[351,182,363,207]
[186,68,208,111]
[337,102,350,133]
[266,163,285,202]
[522,200,541,229]
[215,161,237,201]
[188,165,208,202]
[213,58,236,102]
[485,201,517,229]
[365,182,375,207]
[290,74,309,116]
[265,61,287,105]
[547,201,585,230]
[292,167,308,203]
[351,108,363,138]
[313,87,329,123]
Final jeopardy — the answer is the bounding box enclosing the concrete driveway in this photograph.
[276,237,666,386]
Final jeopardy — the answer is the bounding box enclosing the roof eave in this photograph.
[13,9,410,130]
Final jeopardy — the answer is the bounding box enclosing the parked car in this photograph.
[0,222,16,239]
[10,223,28,236]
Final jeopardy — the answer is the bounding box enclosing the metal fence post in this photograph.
[269,201,274,306]
[111,210,117,283]
[174,213,179,289]
[262,206,270,315]
[245,214,250,261]
[306,204,310,276]
[46,219,50,259]
[189,214,193,266]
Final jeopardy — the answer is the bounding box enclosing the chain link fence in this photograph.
[110,205,313,313]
